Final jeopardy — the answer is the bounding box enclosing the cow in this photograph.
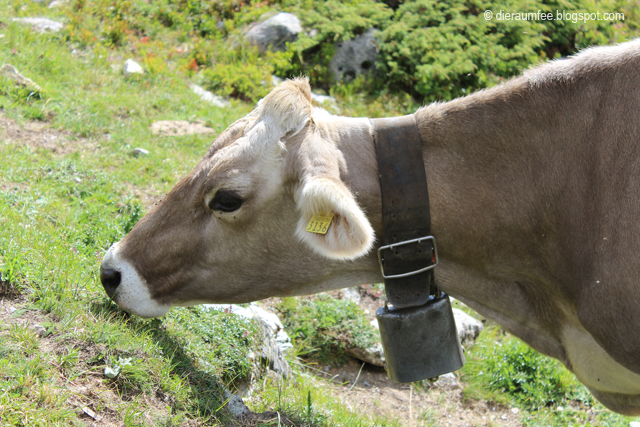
[100,39,640,415]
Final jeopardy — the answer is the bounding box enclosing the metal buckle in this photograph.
[377,236,438,279]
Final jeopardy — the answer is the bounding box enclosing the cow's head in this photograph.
[100,78,378,317]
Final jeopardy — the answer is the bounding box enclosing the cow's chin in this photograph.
[588,388,640,416]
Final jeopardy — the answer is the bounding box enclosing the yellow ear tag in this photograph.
[306,212,335,235]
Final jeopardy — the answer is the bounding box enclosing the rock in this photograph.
[224,389,250,418]
[189,84,230,108]
[12,17,63,33]
[245,12,302,54]
[130,147,149,157]
[122,59,144,77]
[346,343,385,367]
[1,64,41,92]
[32,324,47,337]
[430,372,460,388]
[150,120,215,137]
[338,286,361,305]
[511,407,520,414]
[48,0,69,7]
[629,422,640,427]
[452,308,484,345]
[329,28,378,82]
[271,75,283,87]
[310,92,341,115]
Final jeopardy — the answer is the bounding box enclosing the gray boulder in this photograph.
[123,59,144,77]
[330,28,378,82]
[452,308,484,345]
[12,17,63,33]
[245,12,302,54]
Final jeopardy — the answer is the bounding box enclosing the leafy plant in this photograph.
[163,306,261,384]
[277,294,378,366]
[462,326,593,411]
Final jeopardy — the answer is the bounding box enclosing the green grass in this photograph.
[1,0,640,425]
[0,3,398,425]
[460,325,637,426]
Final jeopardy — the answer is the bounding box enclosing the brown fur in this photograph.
[104,42,640,414]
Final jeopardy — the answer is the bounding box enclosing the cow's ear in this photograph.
[294,140,375,260]
[256,77,312,137]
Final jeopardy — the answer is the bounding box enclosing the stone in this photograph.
[329,28,378,82]
[346,343,385,367]
[48,0,69,7]
[1,64,41,92]
[224,389,250,418]
[32,324,47,337]
[429,372,460,388]
[338,286,361,305]
[189,84,230,108]
[245,12,302,54]
[12,17,63,33]
[122,59,144,77]
[130,147,149,157]
[310,91,341,115]
[452,308,484,345]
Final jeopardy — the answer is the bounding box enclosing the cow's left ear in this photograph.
[294,134,375,260]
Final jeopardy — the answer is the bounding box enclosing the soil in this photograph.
[257,289,524,427]
[0,294,179,426]
[0,111,97,157]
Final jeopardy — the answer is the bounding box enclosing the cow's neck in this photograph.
[323,79,579,357]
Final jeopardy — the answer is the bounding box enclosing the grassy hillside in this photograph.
[1,0,639,426]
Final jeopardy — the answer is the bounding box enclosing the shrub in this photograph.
[462,328,592,411]
[277,294,378,366]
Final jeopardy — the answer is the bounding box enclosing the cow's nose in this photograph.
[100,266,121,298]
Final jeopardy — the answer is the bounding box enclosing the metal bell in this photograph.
[376,293,465,383]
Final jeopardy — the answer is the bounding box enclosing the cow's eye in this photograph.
[209,190,243,212]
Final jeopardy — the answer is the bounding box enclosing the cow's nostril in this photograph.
[100,266,121,298]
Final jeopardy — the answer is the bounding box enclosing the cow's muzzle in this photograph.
[100,266,121,298]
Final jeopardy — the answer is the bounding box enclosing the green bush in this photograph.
[61,0,640,104]
[462,328,592,411]
[277,294,378,366]
[375,0,640,101]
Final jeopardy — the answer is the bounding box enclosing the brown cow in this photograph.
[101,39,640,414]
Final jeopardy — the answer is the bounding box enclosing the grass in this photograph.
[0,0,639,426]
[0,2,401,425]
[460,324,637,426]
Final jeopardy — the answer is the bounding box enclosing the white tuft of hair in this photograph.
[295,178,375,260]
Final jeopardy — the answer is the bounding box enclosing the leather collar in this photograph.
[370,115,438,308]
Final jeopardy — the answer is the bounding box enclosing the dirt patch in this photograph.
[150,120,216,137]
[0,112,98,156]
[0,296,180,427]
[258,293,523,427]
[304,359,522,427]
